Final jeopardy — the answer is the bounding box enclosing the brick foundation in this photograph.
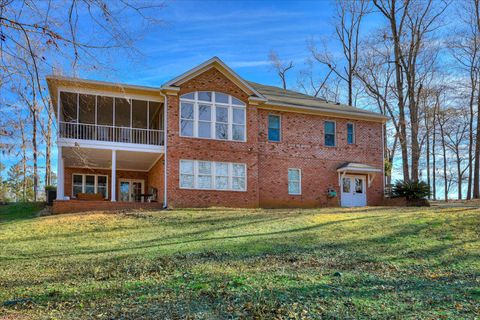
[52,200,164,214]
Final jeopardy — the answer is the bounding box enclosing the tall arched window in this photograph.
[179,91,246,141]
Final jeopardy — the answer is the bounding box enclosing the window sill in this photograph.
[178,187,247,193]
[179,135,247,143]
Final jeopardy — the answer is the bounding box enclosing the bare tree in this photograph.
[444,108,470,199]
[448,0,480,199]
[269,50,294,90]
[309,0,370,106]
[0,0,164,198]
[373,0,448,183]
[355,34,398,185]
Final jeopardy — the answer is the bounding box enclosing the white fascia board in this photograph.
[57,138,164,154]
[47,75,160,93]
[161,56,267,100]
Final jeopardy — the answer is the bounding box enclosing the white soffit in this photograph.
[63,147,161,171]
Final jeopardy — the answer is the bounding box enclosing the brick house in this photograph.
[47,57,387,213]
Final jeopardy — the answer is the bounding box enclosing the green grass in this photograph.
[0,204,479,319]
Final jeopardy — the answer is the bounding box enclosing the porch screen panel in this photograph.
[60,92,77,122]
[78,94,95,124]
[115,98,131,127]
[149,102,161,130]
[132,100,147,128]
[97,96,113,125]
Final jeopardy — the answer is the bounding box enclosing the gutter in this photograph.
[260,102,389,123]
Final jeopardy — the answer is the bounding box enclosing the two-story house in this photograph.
[47,57,387,213]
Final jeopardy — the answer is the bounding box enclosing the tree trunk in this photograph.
[387,2,410,182]
[425,110,431,198]
[32,103,38,202]
[467,74,475,199]
[457,151,462,200]
[474,80,480,198]
[20,123,27,201]
[44,107,52,187]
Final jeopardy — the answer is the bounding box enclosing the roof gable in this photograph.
[161,57,266,100]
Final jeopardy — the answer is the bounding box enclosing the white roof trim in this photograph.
[161,56,266,99]
[47,75,160,92]
[261,101,388,122]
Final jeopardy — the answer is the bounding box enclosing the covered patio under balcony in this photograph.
[53,146,165,214]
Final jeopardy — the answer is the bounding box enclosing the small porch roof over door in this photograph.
[337,162,382,188]
[337,163,382,174]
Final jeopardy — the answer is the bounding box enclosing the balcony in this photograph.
[59,121,164,146]
[56,90,165,147]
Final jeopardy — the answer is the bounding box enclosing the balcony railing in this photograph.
[59,121,164,146]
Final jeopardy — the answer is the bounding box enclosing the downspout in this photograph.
[160,91,168,209]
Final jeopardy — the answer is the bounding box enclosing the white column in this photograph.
[111,149,116,202]
[56,146,64,200]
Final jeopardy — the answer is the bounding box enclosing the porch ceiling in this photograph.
[62,147,162,171]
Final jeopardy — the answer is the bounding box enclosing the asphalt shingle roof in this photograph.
[247,81,386,120]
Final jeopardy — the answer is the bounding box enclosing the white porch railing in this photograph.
[59,121,164,146]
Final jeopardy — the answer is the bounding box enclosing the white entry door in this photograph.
[119,179,144,202]
[341,175,367,207]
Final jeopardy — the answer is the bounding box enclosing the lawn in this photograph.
[0,204,479,319]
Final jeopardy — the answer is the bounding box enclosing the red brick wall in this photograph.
[166,68,260,208]
[256,110,384,207]
[52,200,163,214]
[147,157,164,203]
[64,167,149,200]
[165,67,384,208]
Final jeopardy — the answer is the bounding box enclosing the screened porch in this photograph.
[58,91,165,146]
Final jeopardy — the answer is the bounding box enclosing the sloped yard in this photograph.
[0,203,479,319]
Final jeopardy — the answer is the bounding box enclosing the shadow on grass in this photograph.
[6,249,477,319]
[0,203,44,224]
[5,215,375,261]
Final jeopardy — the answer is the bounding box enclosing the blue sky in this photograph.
[82,0,340,89]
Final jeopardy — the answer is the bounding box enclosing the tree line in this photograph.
[269,0,479,200]
[0,0,162,202]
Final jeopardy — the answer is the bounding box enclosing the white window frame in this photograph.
[71,173,108,198]
[347,122,355,144]
[268,114,281,142]
[288,168,302,195]
[179,160,247,192]
[179,91,247,142]
[324,120,336,147]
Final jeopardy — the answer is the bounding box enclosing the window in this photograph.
[288,168,301,195]
[342,177,351,193]
[71,174,108,198]
[324,121,336,147]
[180,91,246,141]
[179,160,247,191]
[347,123,355,144]
[355,178,363,193]
[268,114,281,142]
